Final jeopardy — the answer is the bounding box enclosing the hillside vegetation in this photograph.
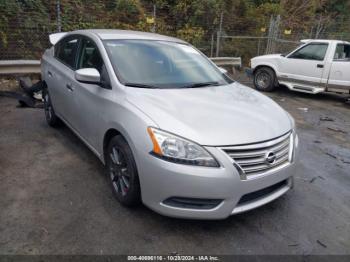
[0,0,349,59]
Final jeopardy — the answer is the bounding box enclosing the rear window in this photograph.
[334,44,350,60]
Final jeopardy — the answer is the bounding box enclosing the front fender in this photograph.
[99,100,157,167]
[252,61,279,76]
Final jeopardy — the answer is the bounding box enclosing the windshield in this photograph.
[103,40,232,88]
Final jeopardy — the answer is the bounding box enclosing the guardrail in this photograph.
[210,57,242,70]
[0,57,241,75]
[0,60,41,75]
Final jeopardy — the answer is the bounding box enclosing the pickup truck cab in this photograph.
[250,39,350,94]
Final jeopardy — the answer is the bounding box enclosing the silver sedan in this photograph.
[41,29,298,219]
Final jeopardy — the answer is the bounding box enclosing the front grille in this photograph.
[221,132,291,178]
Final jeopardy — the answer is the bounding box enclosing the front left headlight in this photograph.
[147,127,219,167]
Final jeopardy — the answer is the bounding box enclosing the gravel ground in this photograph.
[0,76,349,255]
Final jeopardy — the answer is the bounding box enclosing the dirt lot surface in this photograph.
[0,76,350,255]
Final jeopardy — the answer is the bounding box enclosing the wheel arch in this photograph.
[253,64,277,76]
[103,128,123,164]
[41,80,48,89]
[102,127,140,164]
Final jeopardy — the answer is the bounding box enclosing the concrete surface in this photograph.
[0,81,350,255]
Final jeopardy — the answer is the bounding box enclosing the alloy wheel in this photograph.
[44,93,52,120]
[109,146,130,196]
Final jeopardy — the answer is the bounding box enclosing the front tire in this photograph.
[106,135,141,206]
[43,88,61,127]
[254,67,277,92]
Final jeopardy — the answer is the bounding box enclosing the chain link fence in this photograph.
[1,1,350,65]
[217,15,350,65]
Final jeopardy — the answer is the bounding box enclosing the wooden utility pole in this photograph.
[266,16,275,54]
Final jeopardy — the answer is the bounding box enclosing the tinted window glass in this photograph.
[289,43,328,61]
[56,38,79,68]
[78,38,103,72]
[334,44,350,60]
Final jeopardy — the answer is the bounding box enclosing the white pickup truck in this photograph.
[250,39,350,94]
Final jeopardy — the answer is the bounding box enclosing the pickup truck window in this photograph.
[288,43,328,61]
[334,44,350,60]
[55,38,79,69]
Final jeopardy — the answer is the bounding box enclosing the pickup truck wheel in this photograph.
[254,67,277,92]
[106,135,141,206]
[43,89,61,127]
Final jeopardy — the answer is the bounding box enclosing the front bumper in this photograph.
[137,144,296,220]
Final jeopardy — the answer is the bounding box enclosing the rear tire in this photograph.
[106,135,141,206]
[43,88,62,127]
[254,67,278,92]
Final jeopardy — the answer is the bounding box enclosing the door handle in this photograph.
[66,83,74,91]
[48,71,53,77]
[317,64,324,68]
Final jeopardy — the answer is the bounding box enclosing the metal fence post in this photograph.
[151,4,156,33]
[56,0,62,32]
[210,33,214,57]
[216,12,223,57]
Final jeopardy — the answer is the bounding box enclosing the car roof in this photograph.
[301,39,350,45]
[71,29,187,44]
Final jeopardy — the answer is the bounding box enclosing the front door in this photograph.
[70,37,111,149]
[279,42,329,87]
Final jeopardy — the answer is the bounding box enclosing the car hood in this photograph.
[126,82,292,146]
[252,54,282,60]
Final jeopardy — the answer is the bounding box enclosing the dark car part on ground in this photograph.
[0,77,43,108]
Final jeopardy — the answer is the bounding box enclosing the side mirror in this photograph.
[75,68,100,84]
[218,67,228,75]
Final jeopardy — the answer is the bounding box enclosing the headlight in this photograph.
[286,112,298,161]
[147,127,219,167]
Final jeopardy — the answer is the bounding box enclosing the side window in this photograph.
[334,44,350,60]
[55,37,79,69]
[288,43,328,61]
[77,38,104,73]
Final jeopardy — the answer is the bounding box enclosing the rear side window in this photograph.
[288,43,328,61]
[55,37,79,69]
[334,44,350,60]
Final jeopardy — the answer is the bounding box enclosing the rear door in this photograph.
[51,35,80,125]
[279,42,329,87]
[327,43,350,92]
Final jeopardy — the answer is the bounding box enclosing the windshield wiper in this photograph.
[124,83,159,89]
[181,81,220,89]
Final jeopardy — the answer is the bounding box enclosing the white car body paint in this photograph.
[251,39,350,94]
